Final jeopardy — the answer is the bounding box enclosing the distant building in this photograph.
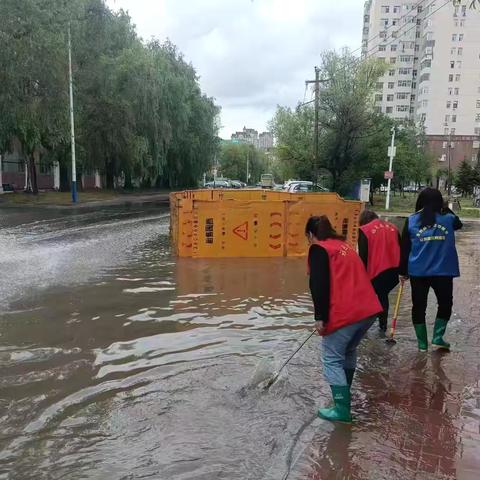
[362,0,480,170]
[230,127,274,151]
[258,132,274,151]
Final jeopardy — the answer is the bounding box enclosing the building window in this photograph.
[389,69,395,76]
[390,57,397,64]
[446,101,451,108]
[456,61,462,69]
[379,45,386,51]
[453,101,458,109]
[396,105,409,112]
[459,34,464,41]
[398,80,411,87]
[388,82,395,89]
[475,127,480,135]
[392,31,398,38]
[462,5,467,16]
[454,88,460,95]
[386,106,393,113]
[379,57,386,63]
[375,94,383,102]
[413,69,417,78]
[374,106,382,113]
[450,61,455,69]
[399,68,411,75]
[393,5,400,13]
[380,18,389,27]
[397,92,409,100]
[452,115,457,123]
[381,5,390,13]
[415,45,419,52]
[445,115,450,123]
[477,114,480,122]
[451,47,456,55]
[422,100,428,108]
[449,74,454,82]
[460,19,465,27]
[400,55,412,62]
[376,82,384,90]
[455,74,461,82]
[476,100,480,108]
[452,34,457,41]
[448,87,453,95]
[458,47,463,55]
[387,94,394,101]
[391,44,397,52]
[454,19,459,27]
[444,127,449,135]
[411,94,416,101]
[380,31,386,38]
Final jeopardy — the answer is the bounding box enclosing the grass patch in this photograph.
[371,193,480,218]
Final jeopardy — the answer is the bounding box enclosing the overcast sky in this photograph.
[106,0,364,138]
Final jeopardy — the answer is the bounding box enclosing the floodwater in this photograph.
[0,206,479,480]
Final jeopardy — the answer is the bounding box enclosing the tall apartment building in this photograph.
[362,0,480,169]
[231,127,274,151]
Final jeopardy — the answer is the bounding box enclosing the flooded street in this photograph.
[0,206,479,480]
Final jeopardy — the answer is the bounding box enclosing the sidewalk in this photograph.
[298,228,480,480]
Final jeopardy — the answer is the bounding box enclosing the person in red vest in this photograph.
[358,210,401,336]
[307,215,382,423]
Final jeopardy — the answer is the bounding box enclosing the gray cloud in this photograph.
[107,0,364,137]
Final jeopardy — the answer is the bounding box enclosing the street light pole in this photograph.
[447,131,452,198]
[385,126,396,211]
[68,23,78,203]
[246,150,249,185]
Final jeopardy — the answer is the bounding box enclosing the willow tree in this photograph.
[0,0,78,193]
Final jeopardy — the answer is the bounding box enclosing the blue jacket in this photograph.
[407,211,460,277]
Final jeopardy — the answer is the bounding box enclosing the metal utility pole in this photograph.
[306,66,321,187]
[246,150,249,185]
[68,23,78,203]
[385,126,396,211]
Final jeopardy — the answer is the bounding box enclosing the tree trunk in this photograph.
[105,161,114,189]
[27,153,39,195]
[124,170,133,190]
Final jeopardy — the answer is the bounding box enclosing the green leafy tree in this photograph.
[0,0,219,192]
[218,143,266,184]
[455,159,475,195]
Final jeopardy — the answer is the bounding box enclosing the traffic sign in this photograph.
[384,171,394,180]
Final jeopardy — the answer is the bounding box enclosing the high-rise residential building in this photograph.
[362,0,480,169]
[231,127,274,151]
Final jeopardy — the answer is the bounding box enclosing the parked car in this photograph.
[229,180,246,189]
[204,180,231,189]
[287,182,328,193]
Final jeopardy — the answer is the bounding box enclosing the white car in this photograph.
[287,182,328,193]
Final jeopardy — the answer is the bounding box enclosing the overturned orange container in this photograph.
[170,190,363,258]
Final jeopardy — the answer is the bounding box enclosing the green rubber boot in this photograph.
[414,323,428,352]
[432,318,451,350]
[318,385,352,423]
[344,368,355,388]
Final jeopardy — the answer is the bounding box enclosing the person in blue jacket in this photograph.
[399,188,462,351]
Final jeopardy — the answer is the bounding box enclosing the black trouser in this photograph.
[372,269,399,330]
[410,276,453,325]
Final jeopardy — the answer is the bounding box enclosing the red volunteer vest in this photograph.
[359,219,400,280]
[309,239,382,335]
